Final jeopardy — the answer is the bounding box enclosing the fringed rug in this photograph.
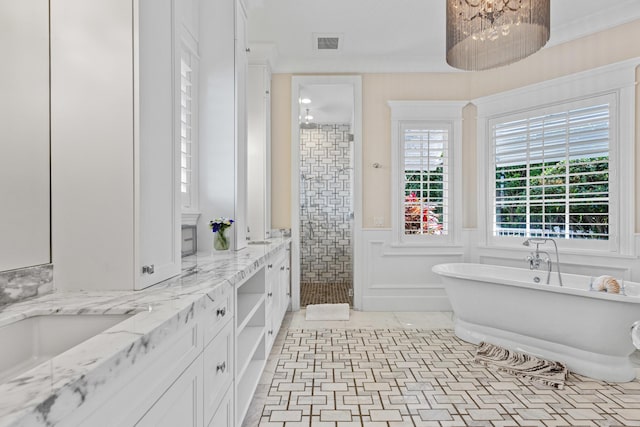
[474,341,568,389]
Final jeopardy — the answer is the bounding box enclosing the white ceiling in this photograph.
[248,0,640,74]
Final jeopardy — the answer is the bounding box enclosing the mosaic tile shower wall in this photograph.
[300,124,353,285]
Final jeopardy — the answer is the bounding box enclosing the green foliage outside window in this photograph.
[495,157,609,239]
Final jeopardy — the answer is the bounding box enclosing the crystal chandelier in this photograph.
[446,0,550,71]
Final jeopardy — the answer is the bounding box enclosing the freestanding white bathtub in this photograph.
[432,263,640,382]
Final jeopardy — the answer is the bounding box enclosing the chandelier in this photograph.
[446,0,550,71]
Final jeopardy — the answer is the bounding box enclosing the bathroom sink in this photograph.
[248,240,272,245]
[0,313,133,382]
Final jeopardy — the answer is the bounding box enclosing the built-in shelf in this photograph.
[236,292,265,333]
[235,265,267,425]
[236,343,266,424]
[236,325,265,379]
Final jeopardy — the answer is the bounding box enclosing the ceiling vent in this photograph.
[313,33,342,52]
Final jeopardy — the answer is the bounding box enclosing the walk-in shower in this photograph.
[299,122,354,306]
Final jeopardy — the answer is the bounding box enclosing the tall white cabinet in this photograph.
[0,0,50,272]
[51,0,181,291]
[234,0,249,250]
[247,62,272,242]
[198,0,249,252]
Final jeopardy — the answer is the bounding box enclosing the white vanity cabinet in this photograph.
[136,355,203,427]
[62,283,235,427]
[50,0,181,291]
[265,244,291,352]
[64,310,204,427]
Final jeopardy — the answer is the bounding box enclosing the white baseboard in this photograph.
[362,296,452,312]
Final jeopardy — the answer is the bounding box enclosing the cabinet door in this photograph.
[136,356,203,427]
[51,0,136,291]
[233,0,248,250]
[136,0,181,289]
[204,321,233,424]
[247,63,271,242]
[208,386,233,427]
[0,0,50,271]
[279,246,291,320]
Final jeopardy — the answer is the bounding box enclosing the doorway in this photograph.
[290,76,362,311]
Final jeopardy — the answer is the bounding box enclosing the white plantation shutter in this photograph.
[492,98,612,240]
[402,123,449,235]
[180,53,195,209]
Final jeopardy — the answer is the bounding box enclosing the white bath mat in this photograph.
[305,303,350,321]
[474,342,568,389]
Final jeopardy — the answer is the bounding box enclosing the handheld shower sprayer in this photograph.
[523,237,563,286]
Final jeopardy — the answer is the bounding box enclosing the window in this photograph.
[180,48,198,211]
[389,101,464,245]
[491,96,613,241]
[402,123,449,236]
[475,60,638,255]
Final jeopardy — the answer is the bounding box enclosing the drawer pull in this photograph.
[268,264,273,269]
[268,329,273,336]
[216,361,226,373]
[267,292,273,297]
[217,308,226,318]
[280,266,285,271]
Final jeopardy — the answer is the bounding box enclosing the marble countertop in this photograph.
[0,237,290,427]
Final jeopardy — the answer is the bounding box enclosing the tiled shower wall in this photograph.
[300,124,353,284]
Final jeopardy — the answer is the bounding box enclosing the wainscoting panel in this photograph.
[355,231,640,311]
[360,229,463,311]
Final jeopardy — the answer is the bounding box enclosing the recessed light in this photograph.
[300,97,311,104]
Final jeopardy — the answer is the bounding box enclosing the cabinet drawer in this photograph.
[204,283,233,345]
[204,320,233,424]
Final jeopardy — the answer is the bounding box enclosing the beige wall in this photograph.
[270,73,292,228]
[270,19,640,230]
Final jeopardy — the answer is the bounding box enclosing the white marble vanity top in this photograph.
[0,237,290,427]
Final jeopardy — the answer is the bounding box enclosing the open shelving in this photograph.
[235,266,267,424]
[236,335,266,424]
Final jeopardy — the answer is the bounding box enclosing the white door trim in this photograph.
[290,75,363,311]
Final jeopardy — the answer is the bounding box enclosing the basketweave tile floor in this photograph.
[243,311,640,427]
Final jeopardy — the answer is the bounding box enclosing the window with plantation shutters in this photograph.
[491,96,613,241]
[389,101,463,246]
[402,123,449,236]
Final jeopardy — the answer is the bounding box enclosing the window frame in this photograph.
[388,101,465,247]
[489,93,617,250]
[474,60,637,256]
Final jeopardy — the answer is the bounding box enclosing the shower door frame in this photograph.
[290,75,363,311]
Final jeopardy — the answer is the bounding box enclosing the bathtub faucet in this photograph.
[523,238,563,287]
[526,250,552,283]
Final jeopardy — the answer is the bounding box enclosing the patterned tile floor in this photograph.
[244,313,640,427]
[301,283,352,307]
